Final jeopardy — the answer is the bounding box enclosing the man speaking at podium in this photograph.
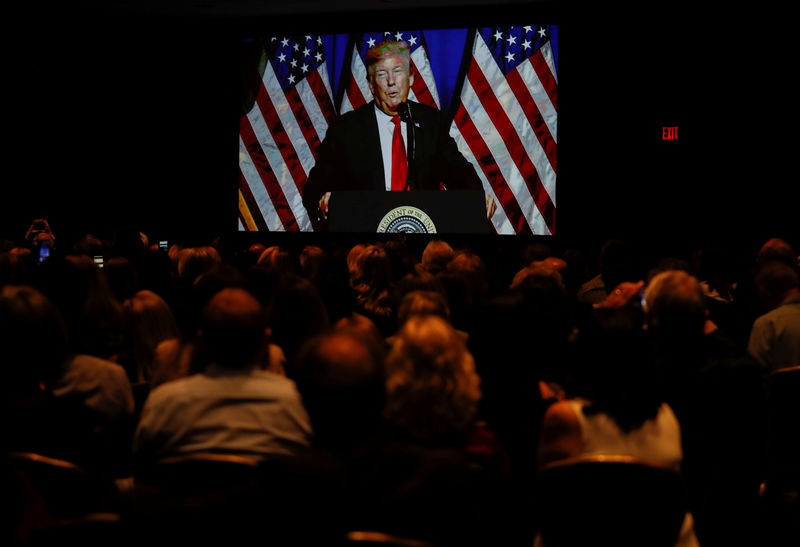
[302,40,492,230]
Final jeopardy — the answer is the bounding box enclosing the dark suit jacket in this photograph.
[302,100,482,223]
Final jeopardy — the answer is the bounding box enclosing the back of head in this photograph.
[644,270,706,338]
[334,313,387,360]
[72,234,104,258]
[574,307,662,433]
[0,285,68,394]
[200,288,265,369]
[299,245,326,281]
[421,240,455,276]
[447,250,487,288]
[384,315,481,440]
[103,256,137,302]
[257,245,294,276]
[0,251,31,287]
[346,244,368,283]
[757,238,796,266]
[754,259,799,311]
[124,290,180,380]
[177,246,222,284]
[61,254,125,359]
[397,290,451,327]
[522,242,552,264]
[355,245,393,289]
[268,274,330,369]
[192,263,249,310]
[510,260,566,294]
[599,239,637,290]
[296,331,385,449]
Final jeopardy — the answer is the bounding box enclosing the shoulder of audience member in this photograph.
[59,353,131,386]
[54,353,135,415]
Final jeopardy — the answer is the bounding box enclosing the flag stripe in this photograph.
[254,85,307,190]
[246,97,310,230]
[239,136,284,231]
[341,43,371,114]
[344,73,367,112]
[519,50,557,142]
[453,102,532,235]
[466,55,555,233]
[239,34,336,232]
[285,84,322,160]
[409,60,436,108]
[261,63,315,180]
[505,65,557,182]
[239,119,299,231]
[475,37,556,207]
[450,123,517,234]
[460,70,547,234]
[306,65,337,125]
[238,183,266,232]
[530,46,558,111]
[410,45,440,108]
[450,123,515,234]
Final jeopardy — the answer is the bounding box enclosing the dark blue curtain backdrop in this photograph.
[321,26,558,115]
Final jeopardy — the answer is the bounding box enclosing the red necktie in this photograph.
[390,115,407,191]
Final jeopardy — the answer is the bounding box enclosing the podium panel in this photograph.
[327,190,487,234]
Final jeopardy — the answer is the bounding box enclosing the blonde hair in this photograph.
[384,315,481,439]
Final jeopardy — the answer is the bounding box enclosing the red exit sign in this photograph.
[662,126,679,140]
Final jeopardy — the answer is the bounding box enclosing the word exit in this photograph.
[662,126,679,140]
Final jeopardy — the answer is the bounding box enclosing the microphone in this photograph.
[397,102,416,191]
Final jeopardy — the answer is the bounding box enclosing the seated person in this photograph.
[748,259,800,369]
[3,285,134,476]
[537,307,698,547]
[132,288,312,467]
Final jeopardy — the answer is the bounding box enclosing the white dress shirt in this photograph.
[375,105,408,191]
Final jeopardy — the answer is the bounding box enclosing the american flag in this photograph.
[238,34,336,231]
[339,30,440,114]
[450,26,558,235]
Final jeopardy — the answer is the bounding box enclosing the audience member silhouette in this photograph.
[576,239,640,306]
[349,244,397,337]
[2,284,134,476]
[537,305,698,547]
[645,269,767,547]
[748,259,800,369]
[418,239,455,276]
[381,316,507,545]
[102,256,137,303]
[266,273,331,376]
[119,289,181,386]
[3,224,796,546]
[256,245,294,275]
[132,287,312,467]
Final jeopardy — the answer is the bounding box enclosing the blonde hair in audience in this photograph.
[384,315,481,439]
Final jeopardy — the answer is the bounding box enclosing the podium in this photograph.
[327,190,487,234]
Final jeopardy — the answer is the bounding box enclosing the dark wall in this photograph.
[5,5,797,253]
[7,9,241,246]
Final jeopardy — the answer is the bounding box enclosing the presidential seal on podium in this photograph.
[377,206,437,234]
